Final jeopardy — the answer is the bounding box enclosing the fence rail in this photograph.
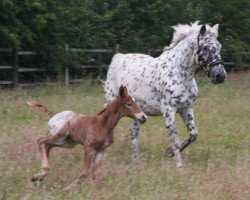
[0,46,249,88]
[0,66,12,69]
[63,44,120,85]
[0,45,120,87]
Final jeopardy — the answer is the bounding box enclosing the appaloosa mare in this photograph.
[28,86,147,191]
[104,22,226,168]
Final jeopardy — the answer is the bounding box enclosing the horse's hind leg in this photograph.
[179,107,198,152]
[31,130,69,182]
[130,120,140,163]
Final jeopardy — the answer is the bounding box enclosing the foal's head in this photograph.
[197,24,227,84]
[118,86,147,124]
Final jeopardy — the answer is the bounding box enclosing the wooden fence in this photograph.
[0,44,120,88]
[0,46,249,88]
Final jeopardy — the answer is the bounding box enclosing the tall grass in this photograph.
[0,73,250,200]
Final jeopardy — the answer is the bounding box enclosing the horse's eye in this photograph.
[203,46,209,51]
[126,103,132,107]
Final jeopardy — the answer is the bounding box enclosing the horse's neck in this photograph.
[99,99,122,131]
[160,34,198,81]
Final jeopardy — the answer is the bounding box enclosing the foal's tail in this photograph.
[27,101,55,118]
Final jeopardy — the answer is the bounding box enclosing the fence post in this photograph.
[64,44,69,86]
[113,44,120,54]
[64,67,69,86]
[147,49,152,55]
[12,48,19,89]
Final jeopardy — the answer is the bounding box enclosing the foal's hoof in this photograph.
[62,187,71,193]
[62,184,75,193]
[166,147,175,157]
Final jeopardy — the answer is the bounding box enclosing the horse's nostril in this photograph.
[215,74,225,83]
[216,74,221,78]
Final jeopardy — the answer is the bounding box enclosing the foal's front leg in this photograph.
[179,107,198,152]
[92,152,103,181]
[63,147,95,192]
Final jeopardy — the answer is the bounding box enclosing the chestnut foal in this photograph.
[28,86,147,191]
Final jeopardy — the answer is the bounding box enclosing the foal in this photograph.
[28,86,147,191]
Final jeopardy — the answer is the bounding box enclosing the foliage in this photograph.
[0,0,249,75]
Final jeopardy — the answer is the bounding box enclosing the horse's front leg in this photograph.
[130,120,140,163]
[163,105,183,169]
[179,107,198,152]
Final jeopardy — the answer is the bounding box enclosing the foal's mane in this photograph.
[97,98,119,115]
[164,21,218,51]
[97,103,111,115]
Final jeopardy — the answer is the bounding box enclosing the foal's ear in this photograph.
[199,25,206,35]
[119,85,128,98]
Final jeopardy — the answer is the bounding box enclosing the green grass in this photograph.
[1,73,250,200]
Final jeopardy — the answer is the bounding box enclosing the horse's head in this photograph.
[197,24,227,84]
[118,85,147,124]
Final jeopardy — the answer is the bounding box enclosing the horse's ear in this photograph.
[212,24,219,37]
[212,24,219,32]
[199,25,206,35]
[119,85,128,98]
[119,85,124,96]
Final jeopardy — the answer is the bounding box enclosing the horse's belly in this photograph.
[140,104,162,116]
[130,91,162,116]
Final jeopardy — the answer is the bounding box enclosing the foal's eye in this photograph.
[126,103,132,107]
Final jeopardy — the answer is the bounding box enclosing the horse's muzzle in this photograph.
[210,65,227,84]
[212,74,226,84]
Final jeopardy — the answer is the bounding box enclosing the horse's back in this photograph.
[105,53,161,115]
[106,53,157,91]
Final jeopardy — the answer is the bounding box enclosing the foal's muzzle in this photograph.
[136,113,147,124]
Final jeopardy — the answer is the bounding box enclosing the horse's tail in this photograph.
[98,77,106,87]
[27,101,55,118]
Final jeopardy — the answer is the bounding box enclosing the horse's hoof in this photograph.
[166,147,175,157]
[31,176,44,182]
[31,177,37,182]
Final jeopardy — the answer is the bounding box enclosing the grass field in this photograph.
[1,72,250,200]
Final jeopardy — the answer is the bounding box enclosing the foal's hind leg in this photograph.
[130,120,140,163]
[179,107,198,152]
[31,130,69,182]
[31,136,52,182]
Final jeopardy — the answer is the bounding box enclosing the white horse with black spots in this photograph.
[104,21,226,168]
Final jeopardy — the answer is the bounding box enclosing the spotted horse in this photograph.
[104,21,226,168]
